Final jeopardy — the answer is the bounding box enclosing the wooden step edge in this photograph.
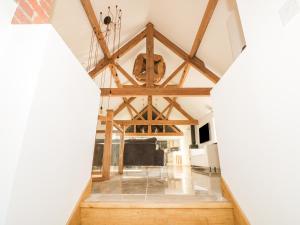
[80,201,233,209]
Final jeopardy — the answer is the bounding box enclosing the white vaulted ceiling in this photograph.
[51,0,245,122]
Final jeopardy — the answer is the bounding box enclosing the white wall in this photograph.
[0,24,99,225]
[212,0,300,224]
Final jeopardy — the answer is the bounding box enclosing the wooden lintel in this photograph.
[100,87,212,97]
[114,120,198,126]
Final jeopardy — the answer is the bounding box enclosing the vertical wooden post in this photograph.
[147,96,152,134]
[118,126,125,174]
[146,23,154,87]
[102,109,114,180]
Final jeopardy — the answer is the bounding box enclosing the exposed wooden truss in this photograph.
[100,87,212,97]
[81,1,220,137]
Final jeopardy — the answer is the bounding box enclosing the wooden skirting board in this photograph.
[80,201,235,225]
[66,178,92,225]
[221,177,251,225]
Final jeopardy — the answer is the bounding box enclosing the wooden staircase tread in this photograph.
[81,200,233,209]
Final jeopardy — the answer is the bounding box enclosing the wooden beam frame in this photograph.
[154,104,172,120]
[114,120,198,126]
[80,1,220,126]
[109,64,134,119]
[190,0,219,57]
[114,63,139,87]
[114,97,135,116]
[100,87,212,97]
[113,122,124,133]
[80,0,110,58]
[164,97,196,121]
[167,64,191,117]
[150,106,183,135]
[146,23,154,87]
[89,29,147,78]
[160,62,186,88]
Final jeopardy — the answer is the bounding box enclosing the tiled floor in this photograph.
[85,166,226,203]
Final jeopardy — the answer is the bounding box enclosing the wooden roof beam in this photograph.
[89,29,147,78]
[100,87,212,97]
[113,97,135,116]
[80,0,111,58]
[190,0,219,57]
[160,62,186,88]
[114,120,198,126]
[146,23,154,87]
[164,97,196,121]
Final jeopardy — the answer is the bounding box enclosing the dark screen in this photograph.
[199,123,210,143]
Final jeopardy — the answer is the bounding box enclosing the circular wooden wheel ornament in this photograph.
[133,53,166,84]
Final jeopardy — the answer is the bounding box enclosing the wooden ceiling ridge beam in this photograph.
[100,87,212,97]
[89,28,147,78]
[153,28,219,83]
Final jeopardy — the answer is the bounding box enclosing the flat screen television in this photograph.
[199,123,210,144]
